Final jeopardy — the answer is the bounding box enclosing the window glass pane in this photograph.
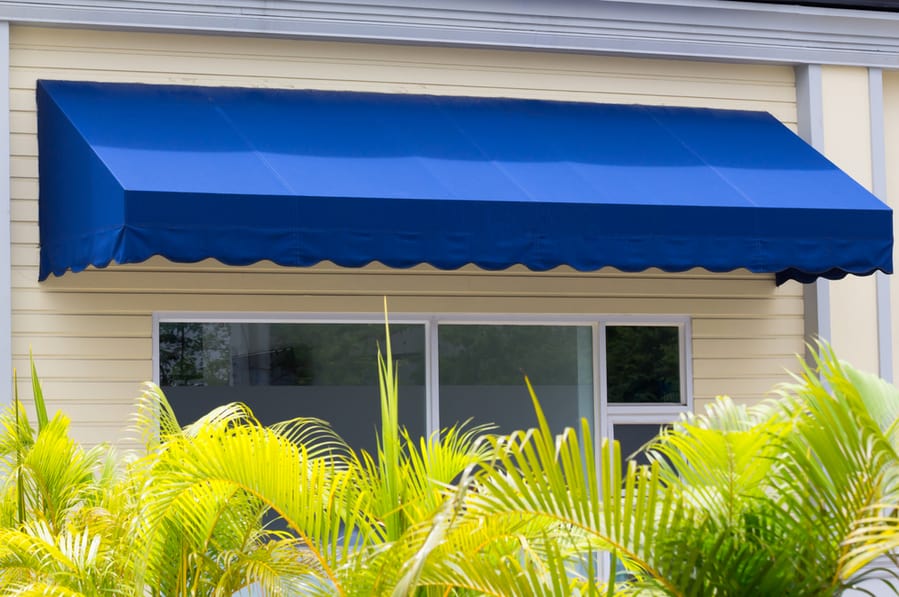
[613,423,670,470]
[159,322,426,456]
[606,326,681,403]
[438,325,594,436]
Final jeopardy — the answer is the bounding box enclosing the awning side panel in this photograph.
[37,83,128,280]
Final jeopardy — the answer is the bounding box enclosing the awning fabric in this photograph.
[36,80,893,284]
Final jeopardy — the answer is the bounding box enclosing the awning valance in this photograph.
[36,80,893,283]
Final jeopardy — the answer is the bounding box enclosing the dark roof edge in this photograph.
[735,0,899,11]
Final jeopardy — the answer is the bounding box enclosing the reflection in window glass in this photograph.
[613,423,671,471]
[438,325,594,436]
[606,326,680,404]
[159,322,426,456]
[158,319,688,459]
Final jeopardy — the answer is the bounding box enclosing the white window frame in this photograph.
[153,312,693,456]
[600,318,692,452]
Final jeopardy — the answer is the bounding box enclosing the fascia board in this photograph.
[1,0,899,67]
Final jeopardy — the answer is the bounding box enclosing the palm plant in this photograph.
[426,345,899,596]
[2,325,899,596]
[122,311,497,596]
[0,360,128,596]
[0,320,499,596]
[126,394,342,595]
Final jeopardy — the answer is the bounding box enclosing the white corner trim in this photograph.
[797,65,825,149]
[869,68,893,383]
[1,1,899,67]
[0,21,9,405]
[796,65,831,353]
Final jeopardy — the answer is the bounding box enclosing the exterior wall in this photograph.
[820,66,880,375]
[10,25,804,447]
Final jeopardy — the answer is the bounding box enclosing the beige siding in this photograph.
[9,25,804,447]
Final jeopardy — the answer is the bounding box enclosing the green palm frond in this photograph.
[375,323,405,545]
[322,307,504,596]
[20,415,105,531]
[0,398,34,464]
[0,408,107,533]
[3,583,90,597]
[843,512,899,579]
[449,346,899,597]
[410,508,595,594]
[269,416,353,463]
[132,381,181,450]
[764,348,899,588]
[417,534,588,597]
[0,399,33,529]
[649,396,780,486]
[455,377,693,596]
[129,395,376,595]
[211,538,323,596]
[0,520,129,596]
[28,351,49,433]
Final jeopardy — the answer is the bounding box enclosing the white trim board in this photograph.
[0,21,9,405]
[870,68,893,382]
[796,64,832,358]
[2,0,899,67]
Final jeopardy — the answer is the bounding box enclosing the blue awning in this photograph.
[36,80,893,284]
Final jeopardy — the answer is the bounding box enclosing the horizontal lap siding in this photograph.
[9,25,802,448]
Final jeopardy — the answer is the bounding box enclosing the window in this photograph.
[602,323,688,471]
[156,315,690,458]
